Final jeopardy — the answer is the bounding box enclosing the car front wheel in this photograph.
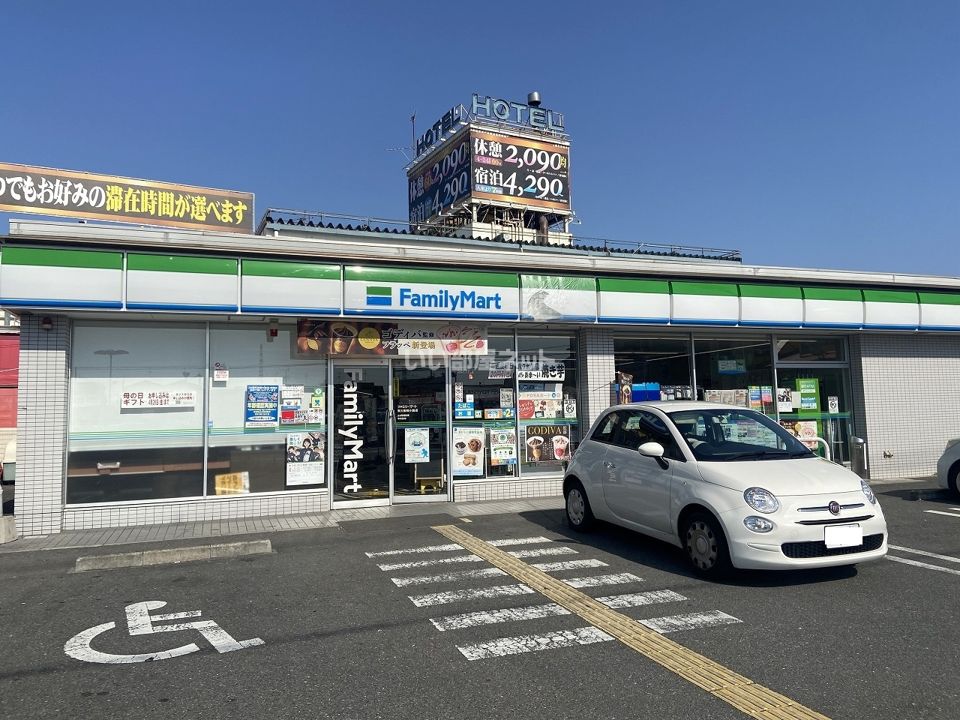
[565,481,594,531]
[682,512,731,578]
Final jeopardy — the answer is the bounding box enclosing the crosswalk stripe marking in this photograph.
[888,544,960,565]
[531,559,607,571]
[391,568,507,587]
[509,547,577,559]
[565,573,642,588]
[430,590,687,631]
[366,536,554,557]
[640,610,742,634]
[434,524,828,720]
[377,555,482,571]
[431,603,571,631]
[887,555,960,576]
[596,590,687,608]
[457,627,613,660]
[408,584,536,607]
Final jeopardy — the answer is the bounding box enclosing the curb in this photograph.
[73,539,273,572]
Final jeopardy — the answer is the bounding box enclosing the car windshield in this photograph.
[667,408,815,462]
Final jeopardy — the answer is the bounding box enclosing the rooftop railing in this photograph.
[258,209,742,263]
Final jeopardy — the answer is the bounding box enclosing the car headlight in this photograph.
[743,487,780,514]
[861,479,877,505]
[744,516,775,533]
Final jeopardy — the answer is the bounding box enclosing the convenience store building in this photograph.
[3,213,960,537]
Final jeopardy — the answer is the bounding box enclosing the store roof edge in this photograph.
[6,218,960,291]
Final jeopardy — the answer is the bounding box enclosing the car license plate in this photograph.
[824,524,863,548]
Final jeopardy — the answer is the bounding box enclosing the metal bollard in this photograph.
[850,436,868,478]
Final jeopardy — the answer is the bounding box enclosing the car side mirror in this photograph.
[638,442,665,459]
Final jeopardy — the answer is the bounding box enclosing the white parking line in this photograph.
[640,610,742,634]
[922,510,960,519]
[457,627,613,660]
[365,536,554,557]
[887,556,960,577]
[888,545,960,565]
[430,590,687,631]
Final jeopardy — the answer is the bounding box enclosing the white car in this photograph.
[935,440,960,498]
[563,401,887,576]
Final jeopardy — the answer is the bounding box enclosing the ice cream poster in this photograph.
[452,427,485,477]
[524,424,570,463]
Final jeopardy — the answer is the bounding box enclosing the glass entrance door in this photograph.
[391,362,449,502]
[331,363,391,506]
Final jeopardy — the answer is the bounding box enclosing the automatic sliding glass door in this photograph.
[391,361,449,503]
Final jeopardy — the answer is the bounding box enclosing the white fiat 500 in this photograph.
[563,402,887,576]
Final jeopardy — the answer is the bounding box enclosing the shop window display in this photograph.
[517,335,579,476]
[613,337,692,402]
[67,322,206,503]
[694,337,776,415]
[207,324,327,495]
[451,335,518,479]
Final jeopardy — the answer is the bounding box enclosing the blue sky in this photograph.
[2,1,957,274]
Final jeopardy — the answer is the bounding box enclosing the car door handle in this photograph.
[603,461,616,469]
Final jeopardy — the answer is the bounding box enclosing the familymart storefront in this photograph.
[6,219,960,537]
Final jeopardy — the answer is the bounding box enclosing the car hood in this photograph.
[695,457,864,497]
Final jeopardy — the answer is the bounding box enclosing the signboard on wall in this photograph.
[407,127,570,225]
[297,320,488,356]
[0,162,254,233]
[470,130,570,212]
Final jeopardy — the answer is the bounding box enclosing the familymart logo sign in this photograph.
[365,285,503,313]
[366,286,392,307]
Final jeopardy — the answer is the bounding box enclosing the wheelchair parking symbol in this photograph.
[64,601,264,664]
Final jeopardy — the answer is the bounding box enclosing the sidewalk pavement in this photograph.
[0,497,565,555]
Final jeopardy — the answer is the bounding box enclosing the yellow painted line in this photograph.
[434,524,830,720]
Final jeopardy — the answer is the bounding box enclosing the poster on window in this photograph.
[777,388,794,412]
[524,424,570,462]
[286,432,326,486]
[452,426,485,477]
[245,385,280,428]
[214,471,250,495]
[404,428,431,464]
[489,428,518,466]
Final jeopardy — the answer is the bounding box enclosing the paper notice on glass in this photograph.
[777,388,794,412]
[286,432,325,486]
[214,471,250,495]
[404,428,430,464]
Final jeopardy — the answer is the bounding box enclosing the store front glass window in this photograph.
[775,336,852,464]
[207,324,327,495]
[613,337,692,401]
[518,334,579,476]
[777,337,846,363]
[451,335,518,480]
[694,337,776,416]
[67,322,206,503]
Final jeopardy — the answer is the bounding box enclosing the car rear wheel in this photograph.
[682,512,731,578]
[950,465,960,499]
[565,481,594,531]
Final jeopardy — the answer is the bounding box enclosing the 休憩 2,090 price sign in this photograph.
[470,130,570,212]
[408,136,472,224]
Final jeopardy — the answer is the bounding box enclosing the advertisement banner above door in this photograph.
[296,319,488,356]
[343,266,520,320]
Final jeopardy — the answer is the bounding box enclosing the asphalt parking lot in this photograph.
[0,481,957,720]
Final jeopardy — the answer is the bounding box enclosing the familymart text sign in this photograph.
[343,266,520,320]
[0,162,254,233]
